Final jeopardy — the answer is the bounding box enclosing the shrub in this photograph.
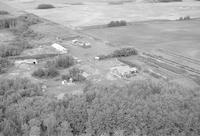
[98,54,111,60]
[157,0,182,2]
[32,67,59,78]
[107,20,127,27]
[0,18,17,29]
[179,16,191,21]
[108,1,124,5]
[0,10,9,15]
[0,57,13,74]
[37,4,55,9]
[112,47,138,57]
[0,78,42,96]
[0,45,22,57]
[0,38,32,57]
[69,2,84,5]
[46,55,75,69]
[62,67,86,82]
[11,38,33,50]
[98,47,137,60]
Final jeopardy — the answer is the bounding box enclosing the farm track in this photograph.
[139,55,186,74]
[143,52,200,75]
[159,49,200,66]
[138,56,178,79]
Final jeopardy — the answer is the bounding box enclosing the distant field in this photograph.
[1,0,200,29]
[83,19,200,59]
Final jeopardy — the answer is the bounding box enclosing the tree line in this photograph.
[0,78,200,136]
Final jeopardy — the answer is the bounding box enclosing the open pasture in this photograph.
[83,19,200,60]
[1,0,200,29]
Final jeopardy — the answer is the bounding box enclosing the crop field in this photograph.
[1,0,200,29]
[83,19,200,59]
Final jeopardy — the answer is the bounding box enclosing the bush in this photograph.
[98,47,137,60]
[157,0,182,2]
[0,45,22,57]
[46,55,75,69]
[0,18,17,29]
[107,20,127,27]
[0,10,9,15]
[108,1,124,5]
[32,67,59,78]
[0,57,13,74]
[0,78,42,96]
[179,16,191,21]
[0,38,32,57]
[37,4,55,9]
[11,38,33,50]
[69,2,84,5]
[112,47,138,57]
[62,67,86,82]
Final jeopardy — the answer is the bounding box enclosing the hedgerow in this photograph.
[46,55,75,69]
[32,67,59,78]
[37,4,55,9]
[98,47,138,60]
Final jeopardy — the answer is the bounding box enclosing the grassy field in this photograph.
[1,0,200,29]
[83,19,200,59]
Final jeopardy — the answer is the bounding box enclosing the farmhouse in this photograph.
[110,65,137,79]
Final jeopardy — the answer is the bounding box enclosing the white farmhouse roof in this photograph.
[51,43,68,53]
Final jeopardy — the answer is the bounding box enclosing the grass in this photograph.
[32,67,59,78]
[46,55,75,69]
[118,58,142,71]
[37,4,55,9]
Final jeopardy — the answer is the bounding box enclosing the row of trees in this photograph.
[98,47,138,60]
[0,78,200,136]
[0,14,41,58]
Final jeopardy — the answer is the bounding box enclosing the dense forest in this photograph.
[0,78,200,136]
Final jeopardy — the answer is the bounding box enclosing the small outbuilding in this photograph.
[51,43,68,54]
